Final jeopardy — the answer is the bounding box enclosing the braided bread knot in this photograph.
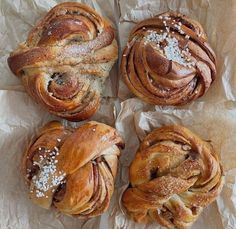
[121,12,216,105]
[8,2,118,121]
[122,125,224,228]
[23,121,124,217]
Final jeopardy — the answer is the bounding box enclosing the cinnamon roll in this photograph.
[8,2,118,121]
[22,121,124,217]
[121,12,216,105]
[122,125,224,228]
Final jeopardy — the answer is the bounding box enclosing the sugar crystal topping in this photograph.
[144,30,195,67]
[31,147,66,198]
[143,16,195,68]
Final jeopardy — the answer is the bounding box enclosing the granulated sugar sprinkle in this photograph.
[31,147,65,198]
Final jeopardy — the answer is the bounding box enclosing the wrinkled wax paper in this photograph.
[1,0,236,228]
[0,0,118,228]
[112,0,236,228]
[114,99,236,229]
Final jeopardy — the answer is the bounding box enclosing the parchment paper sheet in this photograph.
[114,99,236,229]
[114,0,236,228]
[0,90,118,229]
[0,0,236,228]
[116,0,236,103]
[0,0,118,228]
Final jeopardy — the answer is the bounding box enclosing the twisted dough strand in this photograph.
[8,2,118,121]
[121,12,216,106]
[122,125,224,228]
[22,121,124,217]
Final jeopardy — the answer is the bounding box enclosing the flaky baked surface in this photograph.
[8,2,118,121]
[122,125,224,228]
[22,121,124,218]
[121,12,216,106]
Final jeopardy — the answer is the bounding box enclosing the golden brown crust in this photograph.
[8,2,118,121]
[22,121,124,217]
[121,12,216,106]
[122,125,224,228]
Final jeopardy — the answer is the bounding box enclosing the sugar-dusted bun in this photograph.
[121,12,216,105]
[122,125,224,228]
[8,2,118,121]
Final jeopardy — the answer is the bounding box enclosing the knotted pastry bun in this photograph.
[122,125,224,228]
[8,2,118,121]
[22,121,124,217]
[121,12,216,105]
